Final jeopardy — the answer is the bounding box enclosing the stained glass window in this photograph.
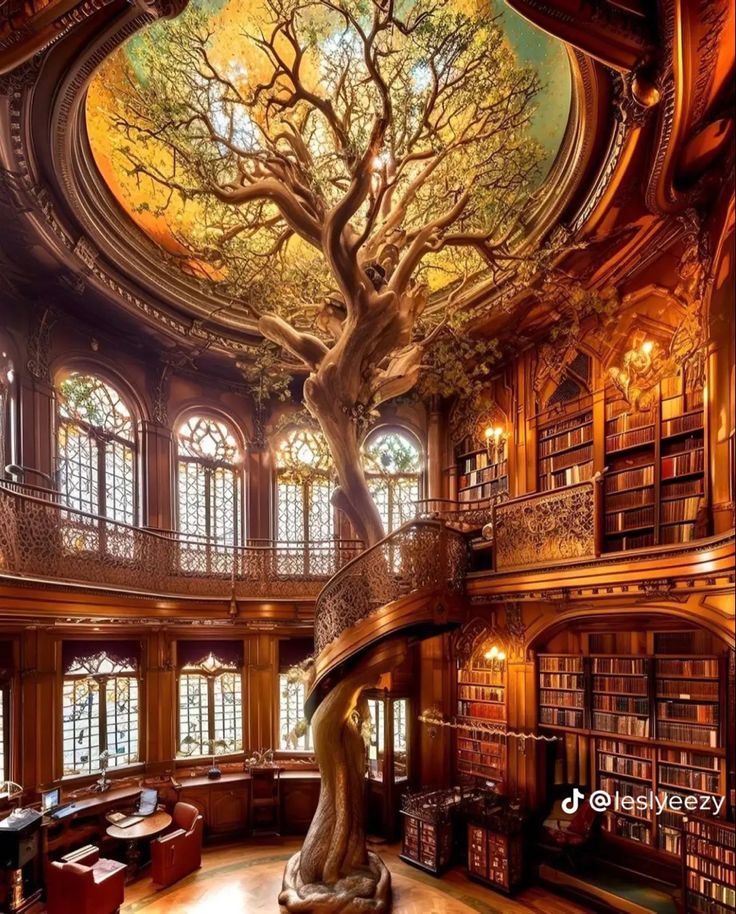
[274,428,335,574]
[177,653,243,757]
[62,652,139,776]
[279,673,311,751]
[364,431,422,533]
[57,373,136,524]
[176,415,242,567]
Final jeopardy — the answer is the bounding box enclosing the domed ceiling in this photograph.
[84,0,571,321]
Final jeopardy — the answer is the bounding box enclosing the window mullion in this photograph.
[97,675,108,757]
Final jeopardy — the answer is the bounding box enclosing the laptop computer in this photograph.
[106,788,159,829]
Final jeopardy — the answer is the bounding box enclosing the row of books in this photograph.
[685,853,736,887]
[458,450,493,473]
[593,695,649,714]
[457,735,505,757]
[458,685,505,703]
[661,447,704,479]
[656,701,718,724]
[687,872,735,908]
[657,721,719,747]
[656,679,718,700]
[593,675,648,694]
[458,670,505,686]
[606,488,654,511]
[458,701,506,721]
[660,495,701,523]
[540,461,594,490]
[606,506,654,533]
[661,524,697,543]
[599,776,649,801]
[598,753,652,779]
[539,656,583,673]
[662,411,703,438]
[539,689,584,708]
[539,444,593,474]
[605,405,655,429]
[592,657,648,675]
[606,427,655,452]
[605,465,654,492]
[539,412,593,440]
[659,749,719,770]
[458,480,507,502]
[539,424,592,457]
[604,814,652,844]
[459,463,507,489]
[539,672,583,689]
[659,764,720,793]
[592,712,650,736]
[539,707,583,728]
[658,658,719,677]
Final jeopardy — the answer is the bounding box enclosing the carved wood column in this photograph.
[505,657,543,809]
[18,374,55,486]
[416,634,453,787]
[246,634,278,751]
[146,630,176,763]
[426,397,443,500]
[246,444,273,542]
[140,420,175,530]
[19,628,57,787]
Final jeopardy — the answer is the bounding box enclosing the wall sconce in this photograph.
[609,337,663,409]
[483,426,507,463]
[483,644,506,672]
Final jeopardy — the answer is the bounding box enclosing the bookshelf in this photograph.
[456,432,508,505]
[537,644,728,859]
[591,656,651,738]
[538,407,594,492]
[457,651,507,784]
[400,788,466,875]
[683,817,735,914]
[604,371,705,552]
[538,655,585,730]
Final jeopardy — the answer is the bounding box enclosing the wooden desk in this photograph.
[106,811,171,877]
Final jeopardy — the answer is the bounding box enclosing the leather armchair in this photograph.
[46,852,126,914]
[150,802,203,888]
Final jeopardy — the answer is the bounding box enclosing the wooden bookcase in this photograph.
[456,432,508,504]
[538,405,594,492]
[456,650,507,785]
[399,787,467,875]
[537,645,728,859]
[604,371,705,552]
[683,817,735,914]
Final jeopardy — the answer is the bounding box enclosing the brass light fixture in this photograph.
[483,425,507,463]
[483,644,507,672]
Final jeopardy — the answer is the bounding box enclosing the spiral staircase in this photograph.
[305,518,468,718]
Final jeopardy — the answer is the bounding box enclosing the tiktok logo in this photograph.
[562,788,585,814]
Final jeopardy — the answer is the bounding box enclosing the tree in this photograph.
[104,0,544,546]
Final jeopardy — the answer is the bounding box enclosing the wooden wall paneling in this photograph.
[18,376,55,485]
[145,630,175,765]
[505,659,540,808]
[209,782,249,837]
[426,399,443,500]
[245,446,273,541]
[19,628,57,788]
[280,777,320,834]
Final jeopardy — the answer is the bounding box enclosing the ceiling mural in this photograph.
[84,0,571,319]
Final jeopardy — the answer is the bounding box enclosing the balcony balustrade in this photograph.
[0,482,363,599]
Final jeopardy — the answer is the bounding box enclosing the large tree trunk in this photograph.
[279,640,405,913]
[304,359,385,548]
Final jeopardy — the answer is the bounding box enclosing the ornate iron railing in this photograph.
[0,483,362,598]
[492,479,602,570]
[414,494,509,532]
[314,519,467,654]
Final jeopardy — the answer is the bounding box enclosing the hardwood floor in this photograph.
[119,839,597,914]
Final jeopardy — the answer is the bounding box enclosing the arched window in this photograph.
[364,430,422,534]
[57,373,136,523]
[177,645,243,758]
[274,428,335,573]
[176,414,242,545]
[61,645,140,776]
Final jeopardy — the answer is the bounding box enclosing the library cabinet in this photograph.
[399,788,466,875]
[683,817,735,914]
[466,806,524,895]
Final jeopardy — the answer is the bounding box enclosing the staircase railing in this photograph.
[0,483,362,598]
[314,519,467,655]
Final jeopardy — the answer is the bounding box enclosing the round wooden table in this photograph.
[106,810,172,878]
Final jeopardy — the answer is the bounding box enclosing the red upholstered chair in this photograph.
[150,801,203,888]
[45,851,126,914]
[542,798,598,869]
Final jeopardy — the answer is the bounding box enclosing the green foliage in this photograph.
[417,330,501,405]
[237,343,293,407]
